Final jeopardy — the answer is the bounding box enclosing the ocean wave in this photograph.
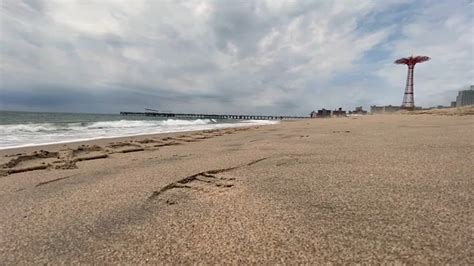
[240,119,280,125]
[87,119,214,129]
[86,120,160,129]
[160,119,213,126]
[0,123,63,133]
[0,118,278,149]
[0,119,215,133]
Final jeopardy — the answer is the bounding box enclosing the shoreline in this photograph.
[0,123,272,156]
[0,119,279,152]
[0,123,274,176]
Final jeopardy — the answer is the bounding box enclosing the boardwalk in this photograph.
[120,112,308,120]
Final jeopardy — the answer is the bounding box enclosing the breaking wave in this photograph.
[1,119,215,133]
[0,118,277,149]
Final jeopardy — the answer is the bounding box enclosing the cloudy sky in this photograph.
[1,0,473,115]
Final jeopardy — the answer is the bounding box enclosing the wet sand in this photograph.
[0,114,472,264]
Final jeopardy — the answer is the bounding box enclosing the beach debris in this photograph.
[35,174,78,187]
[118,148,145,153]
[74,154,109,161]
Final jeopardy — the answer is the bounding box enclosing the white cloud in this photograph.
[377,0,473,107]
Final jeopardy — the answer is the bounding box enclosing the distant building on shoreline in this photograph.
[310,107,365,117]
[309,108,337,118]
[455,86,474,107]
[332,107,346,117]
[310,109,332,118]
[349,106,368,115]
[318,109,332,117]
[370,105,401,114]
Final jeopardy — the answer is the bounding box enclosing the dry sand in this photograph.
[401,105,474,116]
[0,114,472,264]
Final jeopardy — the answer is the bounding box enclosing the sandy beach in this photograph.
[0,114,472,264]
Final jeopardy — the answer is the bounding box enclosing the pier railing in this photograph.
[120,112,308,120]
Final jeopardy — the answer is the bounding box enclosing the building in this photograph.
[451,101,457,108]
[332,107,346,117]
[317,109,332,118]
[310,109,332,118]
[352,106,368,115]
[455,86,474,107]
[370,105,401,114]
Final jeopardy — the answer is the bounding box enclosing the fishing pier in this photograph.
[120,111,308,120]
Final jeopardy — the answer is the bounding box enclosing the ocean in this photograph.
[0,111,278,150]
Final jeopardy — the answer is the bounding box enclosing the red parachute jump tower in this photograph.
[394,55,430,110]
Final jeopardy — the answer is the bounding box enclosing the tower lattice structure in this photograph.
[394,55,430,110]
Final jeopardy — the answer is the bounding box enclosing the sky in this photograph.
[1,0,473,115]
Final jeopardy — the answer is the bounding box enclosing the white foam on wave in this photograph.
[240,119,280,125]
[86,120,158,129]
[1,123,62,133]
[159,119,212,126]
[0,119,215,133]
[87,119,214,129]
[0,118,278,150]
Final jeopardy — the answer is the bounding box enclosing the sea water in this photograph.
[0,111,278,149]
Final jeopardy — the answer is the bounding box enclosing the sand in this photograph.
[0,114,472,264]
[401,105,474,116]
